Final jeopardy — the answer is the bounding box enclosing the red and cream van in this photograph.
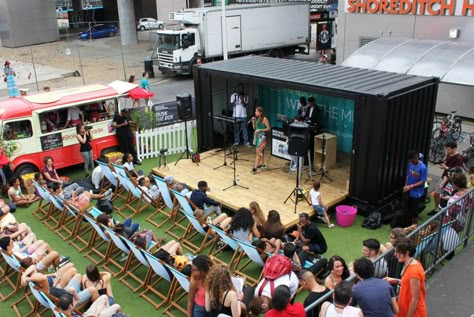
[0,81,136,176]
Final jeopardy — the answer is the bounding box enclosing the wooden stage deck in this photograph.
[153,147,349,229]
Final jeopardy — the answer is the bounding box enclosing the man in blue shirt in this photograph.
[352,257,399,317]
[190,181,222,216]
[140,72,151,105]
[404,150,427,225]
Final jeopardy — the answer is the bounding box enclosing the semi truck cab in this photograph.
[156,28,200,75]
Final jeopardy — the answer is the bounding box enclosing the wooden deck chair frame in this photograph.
[233,238,265,286]
[171,189,215,254]
[43,191,66,230]
[147,175,178,229]
[83,212,111,265]
[60,201,92,251]
[32,180,53,220]
[140,250,173,309]
[207,224,241,270]
[120,238,151,292]
[42,292,67,317]
[102,226,133,277]
[129,172,160,217]
[97,160,126,201]
[14,282,52,317]
[0,250,23,302]
[163,263,190,317]
[54,197,80,241]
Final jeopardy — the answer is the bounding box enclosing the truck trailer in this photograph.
[152,2,311,75]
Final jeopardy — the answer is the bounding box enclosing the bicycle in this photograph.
[429,111,463,164]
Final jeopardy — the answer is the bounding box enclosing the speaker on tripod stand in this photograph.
[288,122,310,156]
[175,93,195,166]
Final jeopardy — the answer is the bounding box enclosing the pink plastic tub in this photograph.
[336,205,357,227]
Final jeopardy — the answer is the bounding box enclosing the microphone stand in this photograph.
[223,145,249,191]
[316,134,332,182]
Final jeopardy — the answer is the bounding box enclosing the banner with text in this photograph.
[345,0,473,16]
[258,86,354,152]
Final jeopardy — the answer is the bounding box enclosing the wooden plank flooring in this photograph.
[153,146,349,228]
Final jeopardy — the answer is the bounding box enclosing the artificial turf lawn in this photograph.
[0,154,433,317]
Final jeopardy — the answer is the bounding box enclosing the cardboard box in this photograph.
[104,151,123,164]
[20,173,36,195]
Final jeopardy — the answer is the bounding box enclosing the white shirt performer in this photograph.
[230,84,250,146]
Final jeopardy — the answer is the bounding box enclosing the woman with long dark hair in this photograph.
[249,201,266,233]
[76,124,94,178]
[251,106,270,174]
[261,210,285,240]
[187,255,214,317]
[205,265,241,317]
[324,255,350,290]
[81,264,115,304]
[265,285,304,316]
[230,208,259,242]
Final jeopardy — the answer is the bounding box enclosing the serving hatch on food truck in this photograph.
[0,81,137,177]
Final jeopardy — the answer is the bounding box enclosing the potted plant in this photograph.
[129,107,157,131]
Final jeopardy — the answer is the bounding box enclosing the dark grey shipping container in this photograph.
[193,56,438,210]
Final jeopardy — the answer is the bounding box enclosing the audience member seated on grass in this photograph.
[309,181,334,228]
[249,201,266,233]
[187,255,214,317]
[190,181,222,216]
[21,262,98,307]
[59,293,123,317]
[194,208,232,232]
[82,264,115,305]
[294,212,328,264]
[205,264,241,317]
[361,238,387,278]
[122,153,143,179]
[0,199,11,218]
[261,209,285,241]
[96,213,140,240]
[230,207,260,242]
[41,156,68,187]
[0,236,69,273]
[8,177,40,207]
[352,257,398,317]
[139,176,160,202]
[319,280,363,317]
[298,270,331,317]
[265,285,305,317]
[325,255,351,291]
[52,183,113,210]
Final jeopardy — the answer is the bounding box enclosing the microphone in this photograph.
[248,117,255,124]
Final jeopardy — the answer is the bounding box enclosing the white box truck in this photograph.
[152,2,311,75]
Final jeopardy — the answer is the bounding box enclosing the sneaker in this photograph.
[245,142,252,147]
[259,165,267,170]
[289,166,297,172]
[328,223,335,228]
[103,188,113,201]
[59,256,70,267]
[251,168,257,174]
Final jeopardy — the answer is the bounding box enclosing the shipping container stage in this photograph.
[153,146,350,229]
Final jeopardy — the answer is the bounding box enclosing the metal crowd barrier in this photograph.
[304,187,474,314]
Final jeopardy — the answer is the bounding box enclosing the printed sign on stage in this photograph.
[271,128,292,161]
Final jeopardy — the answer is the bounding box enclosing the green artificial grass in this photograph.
[0,149,433,316]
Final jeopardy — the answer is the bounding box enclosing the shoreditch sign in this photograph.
[346,0,474,15]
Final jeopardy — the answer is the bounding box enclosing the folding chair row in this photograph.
[147,175,181,230]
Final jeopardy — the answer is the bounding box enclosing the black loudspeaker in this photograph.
[176,93,193,120]
[288,122,310,156]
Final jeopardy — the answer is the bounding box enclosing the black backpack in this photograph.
[362,211,382,230]
[96,199,113,214]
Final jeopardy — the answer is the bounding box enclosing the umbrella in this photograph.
[128,87,154,99]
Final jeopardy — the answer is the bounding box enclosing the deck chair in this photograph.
[120,238,151,292]
[59,201,92,251]
[83,211,111,265]
[0,249,23,301]
[42,293,67,317]
[140,250,173,309]
[147,175,178,229]
[11,282,52,317]
[171,189,215,254]
[233,238,266,286]
[111,163,149,218]
[102,226,132,277]
[32,180,53,220]
[53,197,79,240]
[97,160,125,200]
[208,224,241,270]
[163,263,190,317]
[42,191,66,230]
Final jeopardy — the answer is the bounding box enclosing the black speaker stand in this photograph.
[223,145,249,191]
[175,119,197,166]
[214,121,233,170]
[230,116,250,165]
[284,155,311,213]
[315,134,332,182]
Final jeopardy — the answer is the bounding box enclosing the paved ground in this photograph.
[425,241,474,317]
